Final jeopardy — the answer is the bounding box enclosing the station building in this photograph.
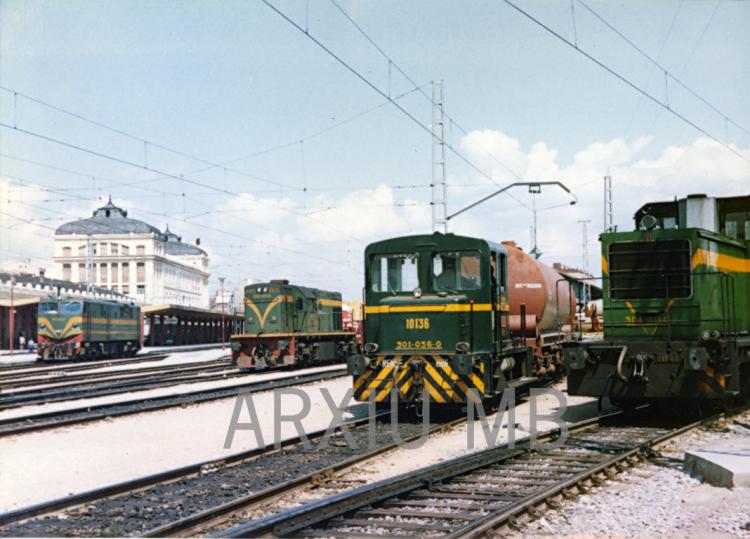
[52,198,210,308]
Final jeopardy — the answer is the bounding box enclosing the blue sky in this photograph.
[1,0,749,299]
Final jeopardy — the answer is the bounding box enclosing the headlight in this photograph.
[364,342,379,354]
[347,354,370,376]
[455,341,470,353]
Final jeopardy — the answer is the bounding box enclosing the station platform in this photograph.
[685,436,750,488]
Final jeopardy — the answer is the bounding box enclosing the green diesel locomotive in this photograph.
[230,280,359,369]
[347,233,576,406]
[37,297,142,360]
[564,194,750,408]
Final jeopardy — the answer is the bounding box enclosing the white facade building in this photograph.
[52,199,210,308]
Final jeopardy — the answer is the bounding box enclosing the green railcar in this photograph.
[230,280,359,369]
[564,194,750,407]
[37,297,142,360]
[347,233,536,406]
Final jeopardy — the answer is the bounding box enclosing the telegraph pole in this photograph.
[578,219,591,306]
[9,275,15,355]
[431,80,447,233]
[86,234,94,295]
[603,175,613,232]
[219,277,226,350]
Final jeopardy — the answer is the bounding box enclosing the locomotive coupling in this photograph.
[562,347,589,370]
[685,347,710,371]
[347,354,370,376]
[451,354,473,376]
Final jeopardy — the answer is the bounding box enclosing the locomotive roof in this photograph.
[365,232,507,254]
[245,281,342,300]
[48,296,140,308]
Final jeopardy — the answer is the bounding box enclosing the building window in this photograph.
[78,245,86,256]
[137,284,145,295]
[100,263,108,284]
[100,243,108,255]
[91,264,97,282]
[136,262,145,282]
[111,285,119,293]
[62,247,72,257]
[63,264,71,281]
[78,263,86,282]
[122,284,130,294]
[111,263,118,283]
[92,245,97,256]
[122,245,130,256]
[111,243,119,255]
[122,263,130,282]
[136,245,145,256]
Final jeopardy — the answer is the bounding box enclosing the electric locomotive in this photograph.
[347,233,576,406]
[37,297,142,360]
[230,280,359,369]
[564,194,750,408]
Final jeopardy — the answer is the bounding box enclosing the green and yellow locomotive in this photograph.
[347,233,576,406]
[564,194,750,407]
[230,280,359,369]
[37,297,142,360]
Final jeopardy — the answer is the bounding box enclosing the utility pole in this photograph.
[219,277,226,350]
[603,175,613,232]
[431,80,447,233]
[9,274,15,355]
[86,234,94,295]
[530,191,539,258]
[578,219,591,307]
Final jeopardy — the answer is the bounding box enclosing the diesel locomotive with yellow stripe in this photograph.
[347,233,577,406]
[37,297,142,360]
[230,280,360,369]
[564,194,750,408]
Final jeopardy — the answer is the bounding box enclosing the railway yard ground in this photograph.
[1,348,749,537]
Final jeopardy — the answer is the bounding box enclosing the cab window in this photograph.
[39,301,58,314]
[370,253,419,293]
[432,251,481,291]
[60,301,82,314]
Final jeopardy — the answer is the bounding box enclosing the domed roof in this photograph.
[163,224,207,256]
[55,198,162,236]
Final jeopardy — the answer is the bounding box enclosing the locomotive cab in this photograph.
[350,233,533,406]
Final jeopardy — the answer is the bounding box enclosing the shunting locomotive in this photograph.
[37,297,142,360]
[230,280,360,369]
[564,194,750,408]
[347,233,576,406]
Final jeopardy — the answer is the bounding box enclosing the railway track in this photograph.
[211,410,734,538]
[0,367,348,437]
[0,410,467,537]
[0,344,222,375]
[0,357,232,390]
[0,358,237,409]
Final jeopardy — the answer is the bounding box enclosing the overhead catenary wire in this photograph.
[499,0,750,167]
[0,121,368,243]
[327,0,532,201]
[575,0,749,140]
[264,0,532,211]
